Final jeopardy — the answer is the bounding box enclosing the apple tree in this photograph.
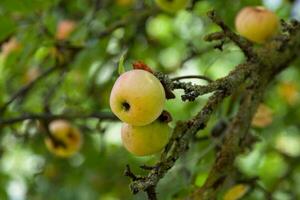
[0,0,300,199]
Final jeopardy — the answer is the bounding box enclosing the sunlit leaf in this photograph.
[251,104,273,128]
[118,52,127,75]
[278,81,299,106]
[223,184,249,200]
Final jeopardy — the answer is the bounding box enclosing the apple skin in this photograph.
[110,69,165,126]
[155,0,189,13]
[45,120,82,157]
[235,6,279,43]
[121,120,171,156]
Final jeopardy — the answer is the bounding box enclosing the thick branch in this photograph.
[128,90,230,194]
[157,62,255,101]
[190,15,300,200]
[191,76,266,199]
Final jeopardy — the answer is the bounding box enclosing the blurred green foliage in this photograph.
[0,0,300,200]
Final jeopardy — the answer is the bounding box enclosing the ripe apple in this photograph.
[155,0,189,13]
[121,120,171,156]
[235,6,279,43]
[45,120,82,157]
[55,20,76,40]
[110,69,165,126]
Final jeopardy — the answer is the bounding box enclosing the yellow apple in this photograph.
[45,120,82,157]
[235,6,279,43]
[155,0,189,13]
[121,120,171,156]
[110,69,165,126]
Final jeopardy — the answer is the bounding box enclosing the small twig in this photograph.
[140,165,158,170]
[204,31,226,41]
[171,75,213,83]
[124,165,139,181]
[172,62,255,101]
[96,8,157,38]
[193,135,210,142]
[0,112,117,126]
[40,120,67,148]
[0,65,60,114]
[206,10,256,59]
[43,68,68,112]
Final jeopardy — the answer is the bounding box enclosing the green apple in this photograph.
[110,69,165,126]
[155,0,189,13]
[235,6,279,43]
[45,120,82,157]
[121,120,171,156]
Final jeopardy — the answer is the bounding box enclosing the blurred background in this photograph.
[0,0,299,199]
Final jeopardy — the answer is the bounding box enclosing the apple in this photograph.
[110,69,165,126]
[155,0,189,13]
[155,0,188,13]
[55,20,76,40]
[235,6,279,43]
[121,120,171,156]
[45,120,82,157]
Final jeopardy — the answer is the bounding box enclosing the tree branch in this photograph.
[0,112,117,126]
[206,10,256,59]
[0,65,60,114]
[125,11,300,200]
[190,12,300,200]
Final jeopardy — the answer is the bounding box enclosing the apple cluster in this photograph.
[110,69,171,156]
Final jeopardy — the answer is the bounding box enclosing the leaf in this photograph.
[275,133,300,157]
[33,46,51,63]
[118,51,126,75]
[278,81,299,105]
[0,17,16,42]
[251,104,273,128]
[223,184,249,200]
[132,61,154,73]
[0,0,55,13]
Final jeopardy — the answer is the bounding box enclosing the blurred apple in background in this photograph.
[45,120,82,158]
[55,20,76,40]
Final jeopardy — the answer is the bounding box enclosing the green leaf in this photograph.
[0,0,56,13]
[0,17,16,42]
[118,51,127,75]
